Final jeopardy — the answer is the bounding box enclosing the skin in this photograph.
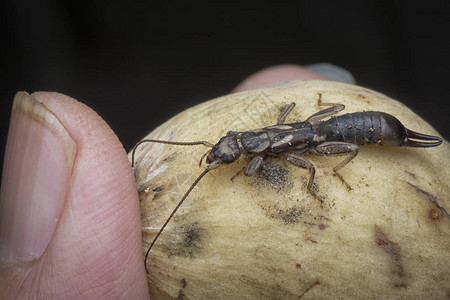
[0,65,329,299]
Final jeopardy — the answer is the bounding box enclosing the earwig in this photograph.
[132,93,442,273]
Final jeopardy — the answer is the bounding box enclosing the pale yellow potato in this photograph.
[131,80,449,299]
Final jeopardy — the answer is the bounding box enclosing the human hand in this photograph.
[0,64,348,299]
[0,91,149,298]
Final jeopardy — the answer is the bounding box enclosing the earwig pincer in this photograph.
[132,93,442,273]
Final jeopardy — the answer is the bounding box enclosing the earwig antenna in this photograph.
[131,138,217,273]
[144,160,221,273]
[131,139,214,167]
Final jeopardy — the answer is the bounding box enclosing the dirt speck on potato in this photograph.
[256,159,290,189]
[408,182,450,220]
[298,280,321,299]
[374,225,406,288]
[163,221,206,258]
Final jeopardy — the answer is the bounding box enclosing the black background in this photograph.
[1,1,449,176]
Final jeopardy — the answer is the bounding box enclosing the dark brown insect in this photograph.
[132,93,442,272]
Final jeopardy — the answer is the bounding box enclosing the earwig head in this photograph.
[206,135,241,164]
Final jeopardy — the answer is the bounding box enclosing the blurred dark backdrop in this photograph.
[1,1,449,176]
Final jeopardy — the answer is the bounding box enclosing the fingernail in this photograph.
[305,63,356,84]
[0,92,76,262]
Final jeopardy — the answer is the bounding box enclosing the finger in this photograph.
[0,92,149,298]
[232,63,355,92]
[0,92,76,262]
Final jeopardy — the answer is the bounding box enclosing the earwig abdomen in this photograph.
[317,112,411,146]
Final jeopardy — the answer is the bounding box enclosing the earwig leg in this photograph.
[306,93,345,124]
[227,130,243,137]
[316,92,342,107]
[245,155,265,175]
[230,155,265,181]
[278,102,296,124]
[230,166,245,181]
[285,153,323,203]
[306,105,345,124]
[312,142,359,190]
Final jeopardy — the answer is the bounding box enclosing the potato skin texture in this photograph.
[131,80,450,299]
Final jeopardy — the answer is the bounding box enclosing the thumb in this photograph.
[0,92,148,298]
